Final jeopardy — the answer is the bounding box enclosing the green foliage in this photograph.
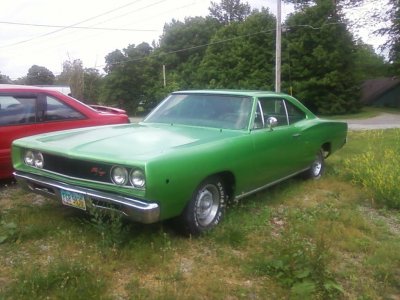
[56,59,85,100]
[26,65,55,85]
[158,16,221,90]
[82,68,103,103]
[0,72,12,84]
[4,260,105,299]
[282,1,361,114]
[0,220,18,244]
[199,9,275,89]
[376,0,400,73]
[344,130,400,209]
[209,0,251,24]
[101,42,164,114]
[85,206,130,248]
[96,0,380,115]
[353,40,389,81]
[250,204,344,299]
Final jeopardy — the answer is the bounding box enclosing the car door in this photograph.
[0,93,39,178]
[0,92,88,178]
[249,97,307,188]
[34,93,90,131]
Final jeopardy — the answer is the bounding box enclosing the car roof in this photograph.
[0,84,52,92]
[172,89,288,97]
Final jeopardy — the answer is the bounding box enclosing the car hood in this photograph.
[16,123,243,163]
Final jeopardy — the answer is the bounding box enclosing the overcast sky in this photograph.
[0,0,387,80]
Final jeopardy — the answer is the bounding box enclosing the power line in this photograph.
[85,0,170,30]
[0,0,157,49]
[99,28,277,69]
[0,21,158,32]
[0,0,194,61]
[6,20,347,79]
[99,21,347,69]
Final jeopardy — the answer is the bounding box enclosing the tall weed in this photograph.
[344,130,400,209]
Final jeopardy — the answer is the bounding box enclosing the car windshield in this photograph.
[143,93,253,130]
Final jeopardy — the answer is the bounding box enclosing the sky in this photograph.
[0,0,388,80]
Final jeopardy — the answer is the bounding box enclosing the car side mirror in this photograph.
[266,117,278,130]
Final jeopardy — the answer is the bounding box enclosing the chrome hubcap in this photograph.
[312,155,322,176]
[195,184,220,226]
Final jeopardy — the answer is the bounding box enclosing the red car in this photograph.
[0,84,129,179]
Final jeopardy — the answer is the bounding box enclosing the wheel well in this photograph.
[213,171,235,201]
[321,142,331,158]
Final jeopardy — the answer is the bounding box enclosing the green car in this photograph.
[12,90,347,235]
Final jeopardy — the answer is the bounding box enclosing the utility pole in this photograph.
[162,65,166,87]
[275,0,282,93]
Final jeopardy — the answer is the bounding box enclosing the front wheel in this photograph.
[304,149,325,179]
[180,176,226,236]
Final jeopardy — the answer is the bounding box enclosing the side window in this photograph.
[285,101,306,124]
[0,95,36,125]
[258,98,289,127]
[45,96,84,121]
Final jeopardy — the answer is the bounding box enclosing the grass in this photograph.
[1,130,400,299]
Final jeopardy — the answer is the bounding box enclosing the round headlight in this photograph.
[111,166,128,185]
[34,152,44,169]
[130,169,146,188]
[24,150,35,166]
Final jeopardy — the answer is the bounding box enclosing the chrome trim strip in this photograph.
[14,171,159,224]
[235,168,309,200]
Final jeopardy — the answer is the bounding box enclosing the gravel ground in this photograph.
[344,113,400,130]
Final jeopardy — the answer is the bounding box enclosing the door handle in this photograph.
[292,133,301,138]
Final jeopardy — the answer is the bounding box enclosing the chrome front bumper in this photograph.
[14,171,160,224]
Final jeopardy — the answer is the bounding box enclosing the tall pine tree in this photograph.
[282,0,361,114]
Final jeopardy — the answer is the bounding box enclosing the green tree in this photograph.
[282,0,361,114]
[199,9,276,89]
[284,0,364,11]
[57,60,85,100]
[376,0,400,73]
[353,40,389,81]
[102,42,163,114]
[158,16,221,89]
[0,72,12,84]
[209,0,251,24]
[83,68,103,103]
[26,65,55,85]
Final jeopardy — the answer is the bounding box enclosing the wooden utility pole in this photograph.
[275,0,282,93]
[163,65,166,87]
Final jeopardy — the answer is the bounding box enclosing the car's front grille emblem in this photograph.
[90,167,106,177]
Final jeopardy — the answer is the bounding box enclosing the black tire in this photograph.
[304,149,325,179]
[180,176,226,236]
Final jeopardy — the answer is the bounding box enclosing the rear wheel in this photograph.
[304,149,325,179]
[180,176,226,236]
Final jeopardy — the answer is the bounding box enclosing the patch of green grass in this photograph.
[3,259,106,299]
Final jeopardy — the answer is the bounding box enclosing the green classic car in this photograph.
[12,90,347,235]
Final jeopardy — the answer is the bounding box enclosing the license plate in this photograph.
[61,189,86,211]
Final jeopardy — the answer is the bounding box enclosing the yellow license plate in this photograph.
[61,189,86,211]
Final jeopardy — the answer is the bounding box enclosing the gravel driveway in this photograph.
[344,113,400,130]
